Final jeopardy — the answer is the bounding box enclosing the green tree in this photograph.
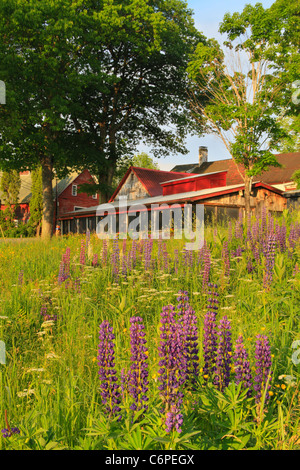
[0,0,208,238]
[0,0,95,239]
[277,117,300,153]
[0,170,21,222]
[132,153,159,170]
[63,0,207,202]
[187,3,290,216]
[112,152,159,189]
[29,167,43,236]
[292,169,300,189]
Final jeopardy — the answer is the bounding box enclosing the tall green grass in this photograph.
[0,213,299,450]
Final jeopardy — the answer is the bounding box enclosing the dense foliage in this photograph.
[0,208,299,450]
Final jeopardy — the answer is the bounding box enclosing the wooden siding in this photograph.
[162,171,227,196]
[201,186,286,214]
[56,169,99,216]
[115,172,149,201]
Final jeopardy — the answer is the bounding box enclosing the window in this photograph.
[92,193,97,199]
[72,184,77,196]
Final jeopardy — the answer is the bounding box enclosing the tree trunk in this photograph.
[41,155,54,239]
[98,158,117,204]
[244,173,252,218]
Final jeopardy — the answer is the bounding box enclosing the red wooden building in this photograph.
[55,149,292,234]
[0,169,99,231]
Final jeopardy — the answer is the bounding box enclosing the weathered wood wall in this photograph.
[115,172,149,201]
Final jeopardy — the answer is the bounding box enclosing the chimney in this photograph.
[199,146,208,166]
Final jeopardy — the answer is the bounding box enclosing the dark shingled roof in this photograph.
[171,152,300,186]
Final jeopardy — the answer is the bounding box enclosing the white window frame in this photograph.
[72,184,77,196]
[92,193,97,199]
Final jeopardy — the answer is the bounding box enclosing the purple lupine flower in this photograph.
[288,222,300,253]
[275,223,286,253]
[58,247,70,285]
[58,247,71,285]
[247,258,253,273]
[162,243,169,272]
[63,247,71,277]
[176,290,190,317]
[213,316,232,391]
[120,368,129,400]
[40,304,48,318]
[18,271,24,286]
[251,220,259,243]
[175,291,199,386]
[80,239,86,266]
[144,240,153,270]
[102,240,108,265]
[92,253,98,267]
[260,207,267,238]
[252,243,261,266]
[58,261,65,285]
[222,242,230,277]
[235,212,243,240]
[165,402,184,434]
[40,303,57,322]
[228,220,232,243]
[157,238,163,259]
[182,247,193,268]
[111,239,120,281]
[74,278,81,293]
[207,283,219,315]
[129,240,138,268]
[1,411,20,438]
[98,321,121,417]
[202,312,218,381]
[173,248,179,274]
[263,233,276,288]
[202,242,211,289]
[1,427,20,438]
[86,228,90,248]
[253,335,272,404]
[233,335,253,396]
[158,305,184,432]
[181,304,199,386]
[127,317,149,414]
[121,253,128,279]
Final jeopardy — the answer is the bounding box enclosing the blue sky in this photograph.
[144,0,275,170]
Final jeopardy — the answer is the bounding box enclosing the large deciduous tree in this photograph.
[0,0,84,238]
[187,2,294,215]
[0,0,207,238]
[64,0,206,202]
[29,166,43,237]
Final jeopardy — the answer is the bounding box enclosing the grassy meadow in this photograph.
[0,208,300,450]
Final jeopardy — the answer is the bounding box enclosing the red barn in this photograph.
[0,169,99,231]
[54,169,98,218]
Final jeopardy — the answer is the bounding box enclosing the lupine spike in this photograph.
[98,321,121,417]
[128,316,149,414]
[253,334,272,404]
[233,335,253,397]
[213,315,232,391]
